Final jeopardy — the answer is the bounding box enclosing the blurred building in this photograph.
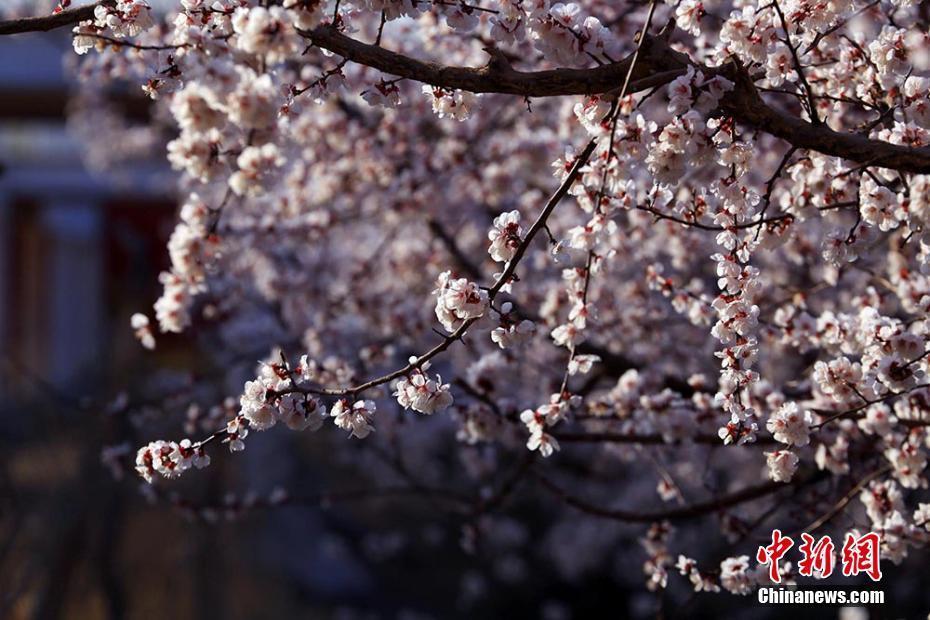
[0,29,382,620]
[0,31,173,394]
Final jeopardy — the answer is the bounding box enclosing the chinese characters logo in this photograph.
[756,530,882,583]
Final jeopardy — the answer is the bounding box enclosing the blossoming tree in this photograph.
[5,0,930,600]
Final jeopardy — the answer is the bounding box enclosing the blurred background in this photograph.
[0,5,926,620]
[0,21,594,620]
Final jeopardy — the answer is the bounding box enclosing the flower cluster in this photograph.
[135,438,210,483]
[130,312,155,350]
[490,302,537,349]
[331,399,376,439]
[488,210,524,263]
[422,86,479,121]
[73,0,153,53]
[393,363,454,415]
[520,393,574,457]
[434,271,488,332]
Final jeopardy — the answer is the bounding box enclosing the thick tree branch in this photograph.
[302,25,676,96]
[7,7,930,173]
[720,67,930,173]
[304,25,930,173]
[0,1,110,36]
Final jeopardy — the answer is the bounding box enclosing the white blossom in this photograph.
[394,366,454,414]
[422,86,479,121]
[434,271,488,332]
[765,450,799,483]
[765,402,812,447]
[131,312,156,349]
[567,354,600,375]
[719,556,753,595]
[331,399,376,439]
[488,210,524,263]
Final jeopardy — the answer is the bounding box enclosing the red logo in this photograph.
[841,532,882,582]
[756,529,794,583]
[797,533,835,578]
[755,530,882,582]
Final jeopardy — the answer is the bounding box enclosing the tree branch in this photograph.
[7,8,930,173]
[0,1,111,36]
[303,25,930,173]
[720,66,930,173]
[535,471,826,523]
[554,431,777,446]
[302,25,674,97]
